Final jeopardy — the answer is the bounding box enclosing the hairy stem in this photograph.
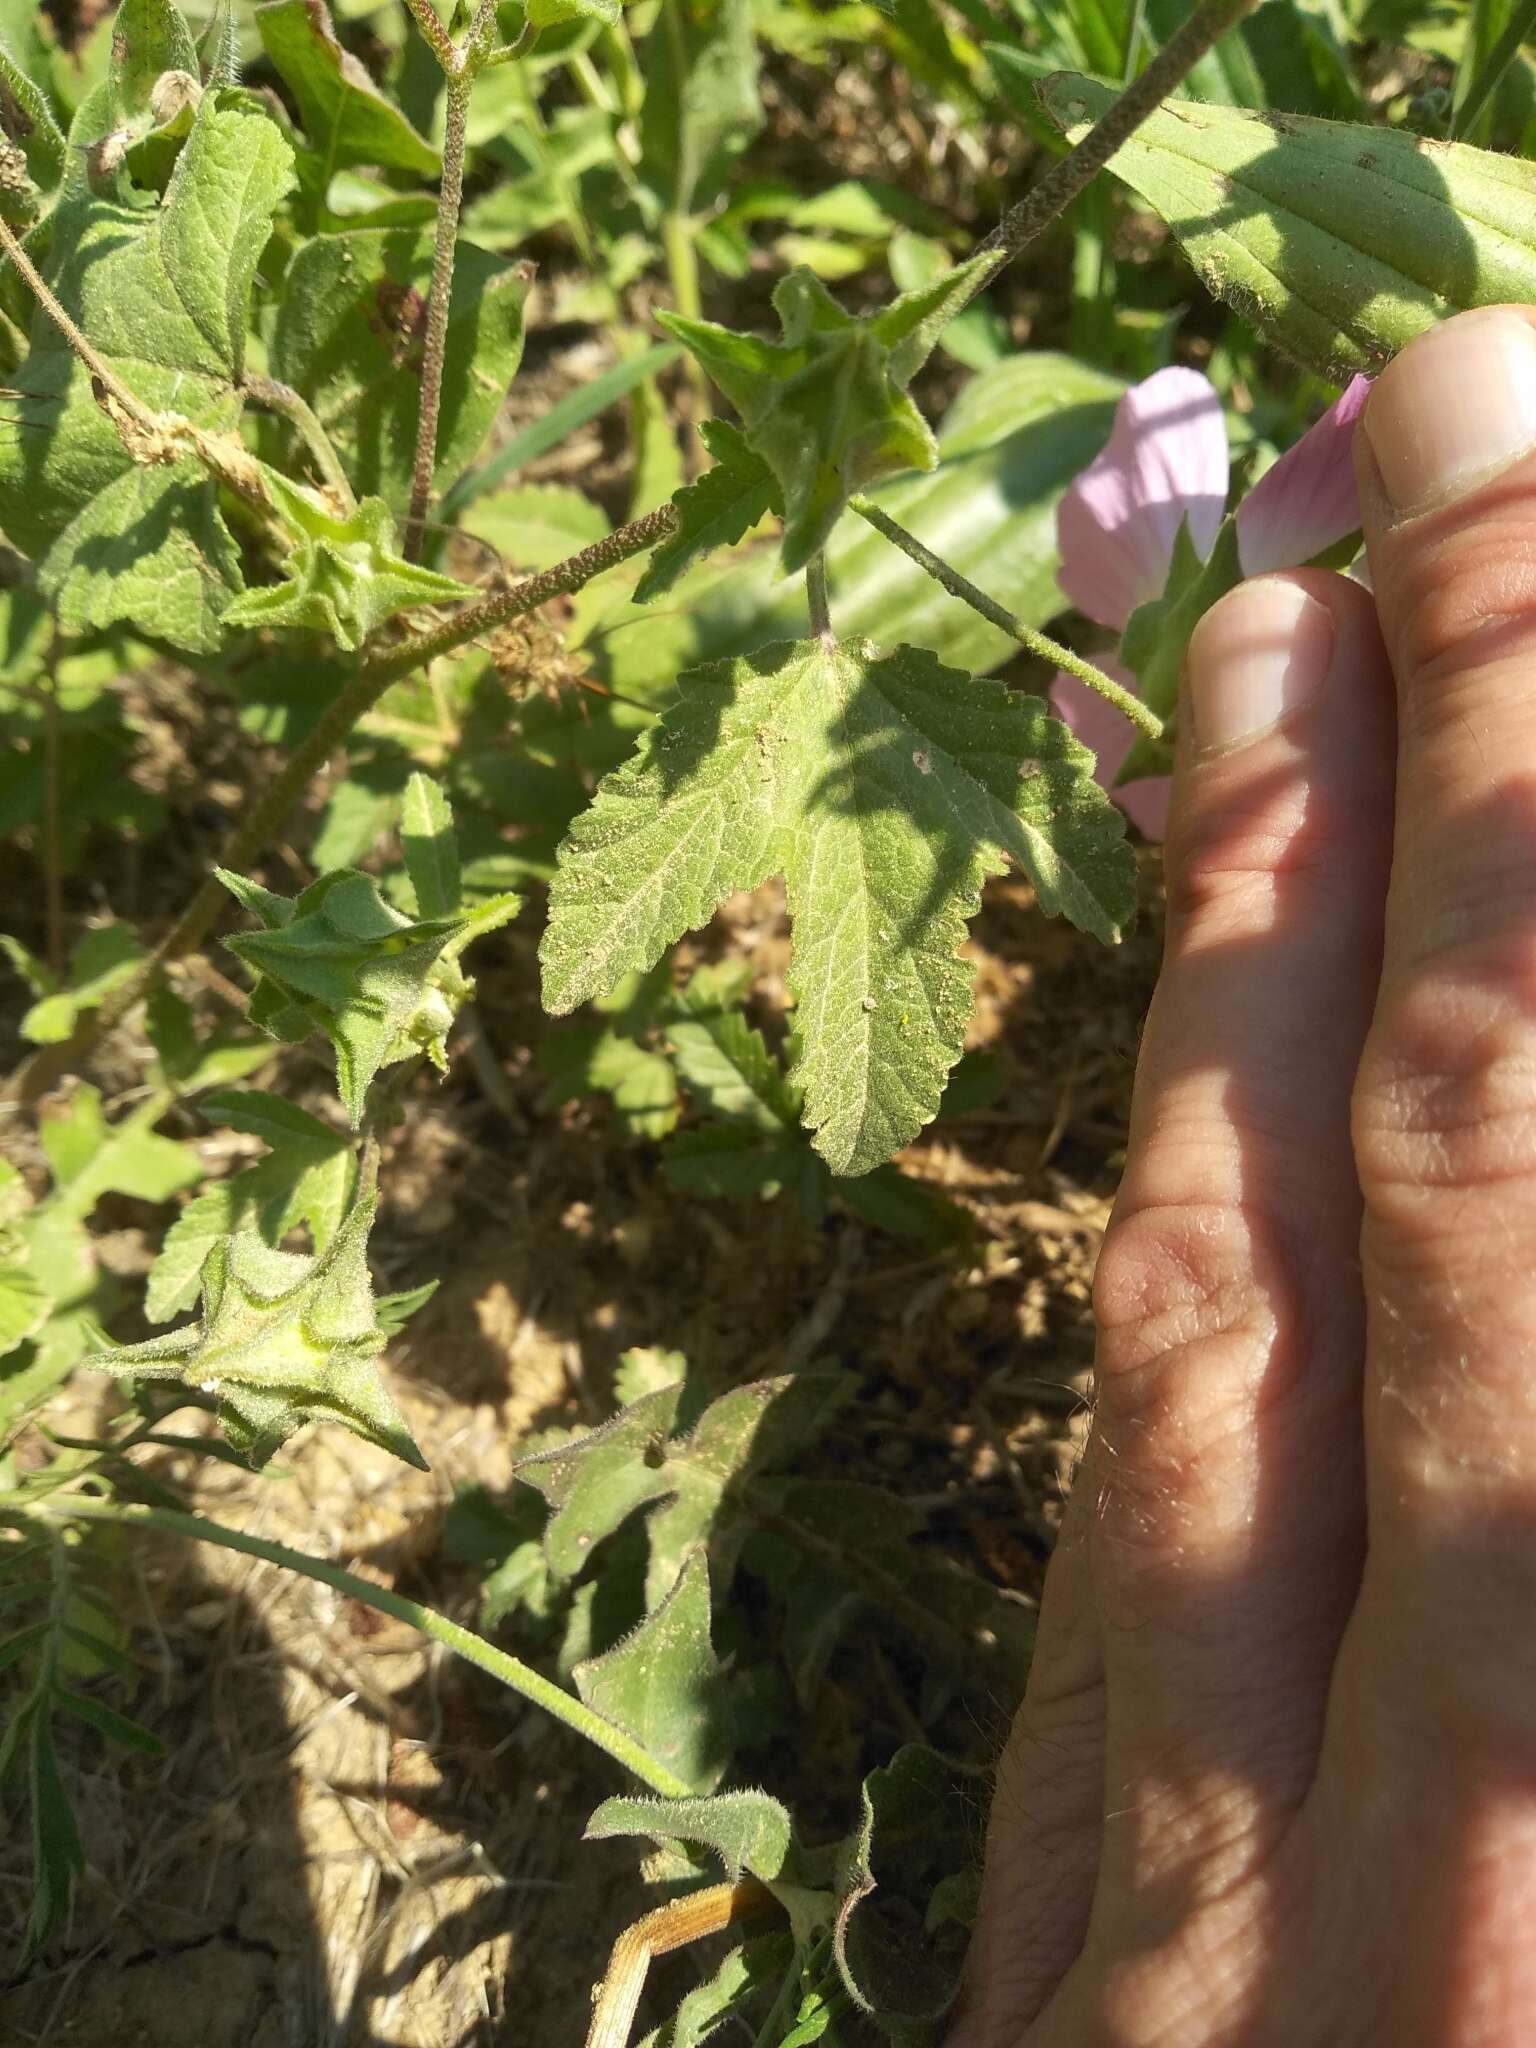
[6,503,678,1090]
[0,219,280,523]
[242,375,356,512]
[805,554,833,644]
[405,70,473,560]
[977,0,1262,272]
[399,0,460,70]
[0,216,155,429]
[41,1492,694,1798]
[42,642,62,979]
[848,495,1162,739]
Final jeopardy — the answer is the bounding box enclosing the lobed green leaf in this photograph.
[0,92,293,650]
[542,637,1134,1174]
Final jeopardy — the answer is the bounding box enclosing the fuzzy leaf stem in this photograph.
[31,1492,694,1796]
[848,495,1161,739]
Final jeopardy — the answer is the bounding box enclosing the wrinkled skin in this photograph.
[955,306,1536,2048]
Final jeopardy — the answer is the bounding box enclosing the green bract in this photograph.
[542,636,1133,1175]
[634,419,781,602]
[661,257,999,572]
[218,862,518,1127]
[90,1164,427,1470]
[223,485,467,650]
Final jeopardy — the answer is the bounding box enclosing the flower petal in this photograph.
[1235,374,1370,575]
[1056,367,1229,631]
[1053,666,1171,842]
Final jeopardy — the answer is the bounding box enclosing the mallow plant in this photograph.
[1,0,1533,2037]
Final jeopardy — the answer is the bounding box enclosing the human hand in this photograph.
[955,306,1536,2048]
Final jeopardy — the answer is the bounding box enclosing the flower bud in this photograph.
[149,69,202,128]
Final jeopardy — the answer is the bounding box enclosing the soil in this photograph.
[0,852,1163,2046]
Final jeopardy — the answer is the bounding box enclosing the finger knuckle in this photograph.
[1380,500,1536,686]
[1355,983,1536,1209]
[1092,1198,1274,1393]
[1164,788,1343,941]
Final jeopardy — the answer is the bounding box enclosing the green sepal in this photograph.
[660,255,999,572]
[1116,514,1243,781]
[216,860,517,1126]
[90,1162,427,1470]
[224,484,467,652]
[634,421,781,603]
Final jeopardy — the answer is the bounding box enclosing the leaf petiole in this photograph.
[847,495,1162,740]
[32,1491,694,1798]
[805,555,834,645]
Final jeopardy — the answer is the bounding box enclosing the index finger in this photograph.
[1352,306,1536,1734]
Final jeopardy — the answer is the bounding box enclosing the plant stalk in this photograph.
[399,0,461,70]
[242,375,356,512]
[39,1492,694,1798]
[976,0,1263,275]
[42,641,63,978]
[587,1882,776,2048]
[405,69,474,559]
[805,555,833,645]
[848,496,1162,738]
[0,216,147,427]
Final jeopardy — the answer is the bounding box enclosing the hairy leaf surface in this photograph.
[543,638,1133,1173]
[585,1789,792,1880]
[1042,75,1536,379]
[0,92,292,650]
[573,1549,729,1792]
[272,228,529,509]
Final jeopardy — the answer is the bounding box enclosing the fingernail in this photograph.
[1186,579,1334,749]
[1364,309,1536,516]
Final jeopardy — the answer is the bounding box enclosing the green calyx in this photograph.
[660,255,999,573]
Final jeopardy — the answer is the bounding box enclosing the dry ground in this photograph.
[0,841,1163,2046]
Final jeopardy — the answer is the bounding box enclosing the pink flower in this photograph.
[1053,368,1370,837]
